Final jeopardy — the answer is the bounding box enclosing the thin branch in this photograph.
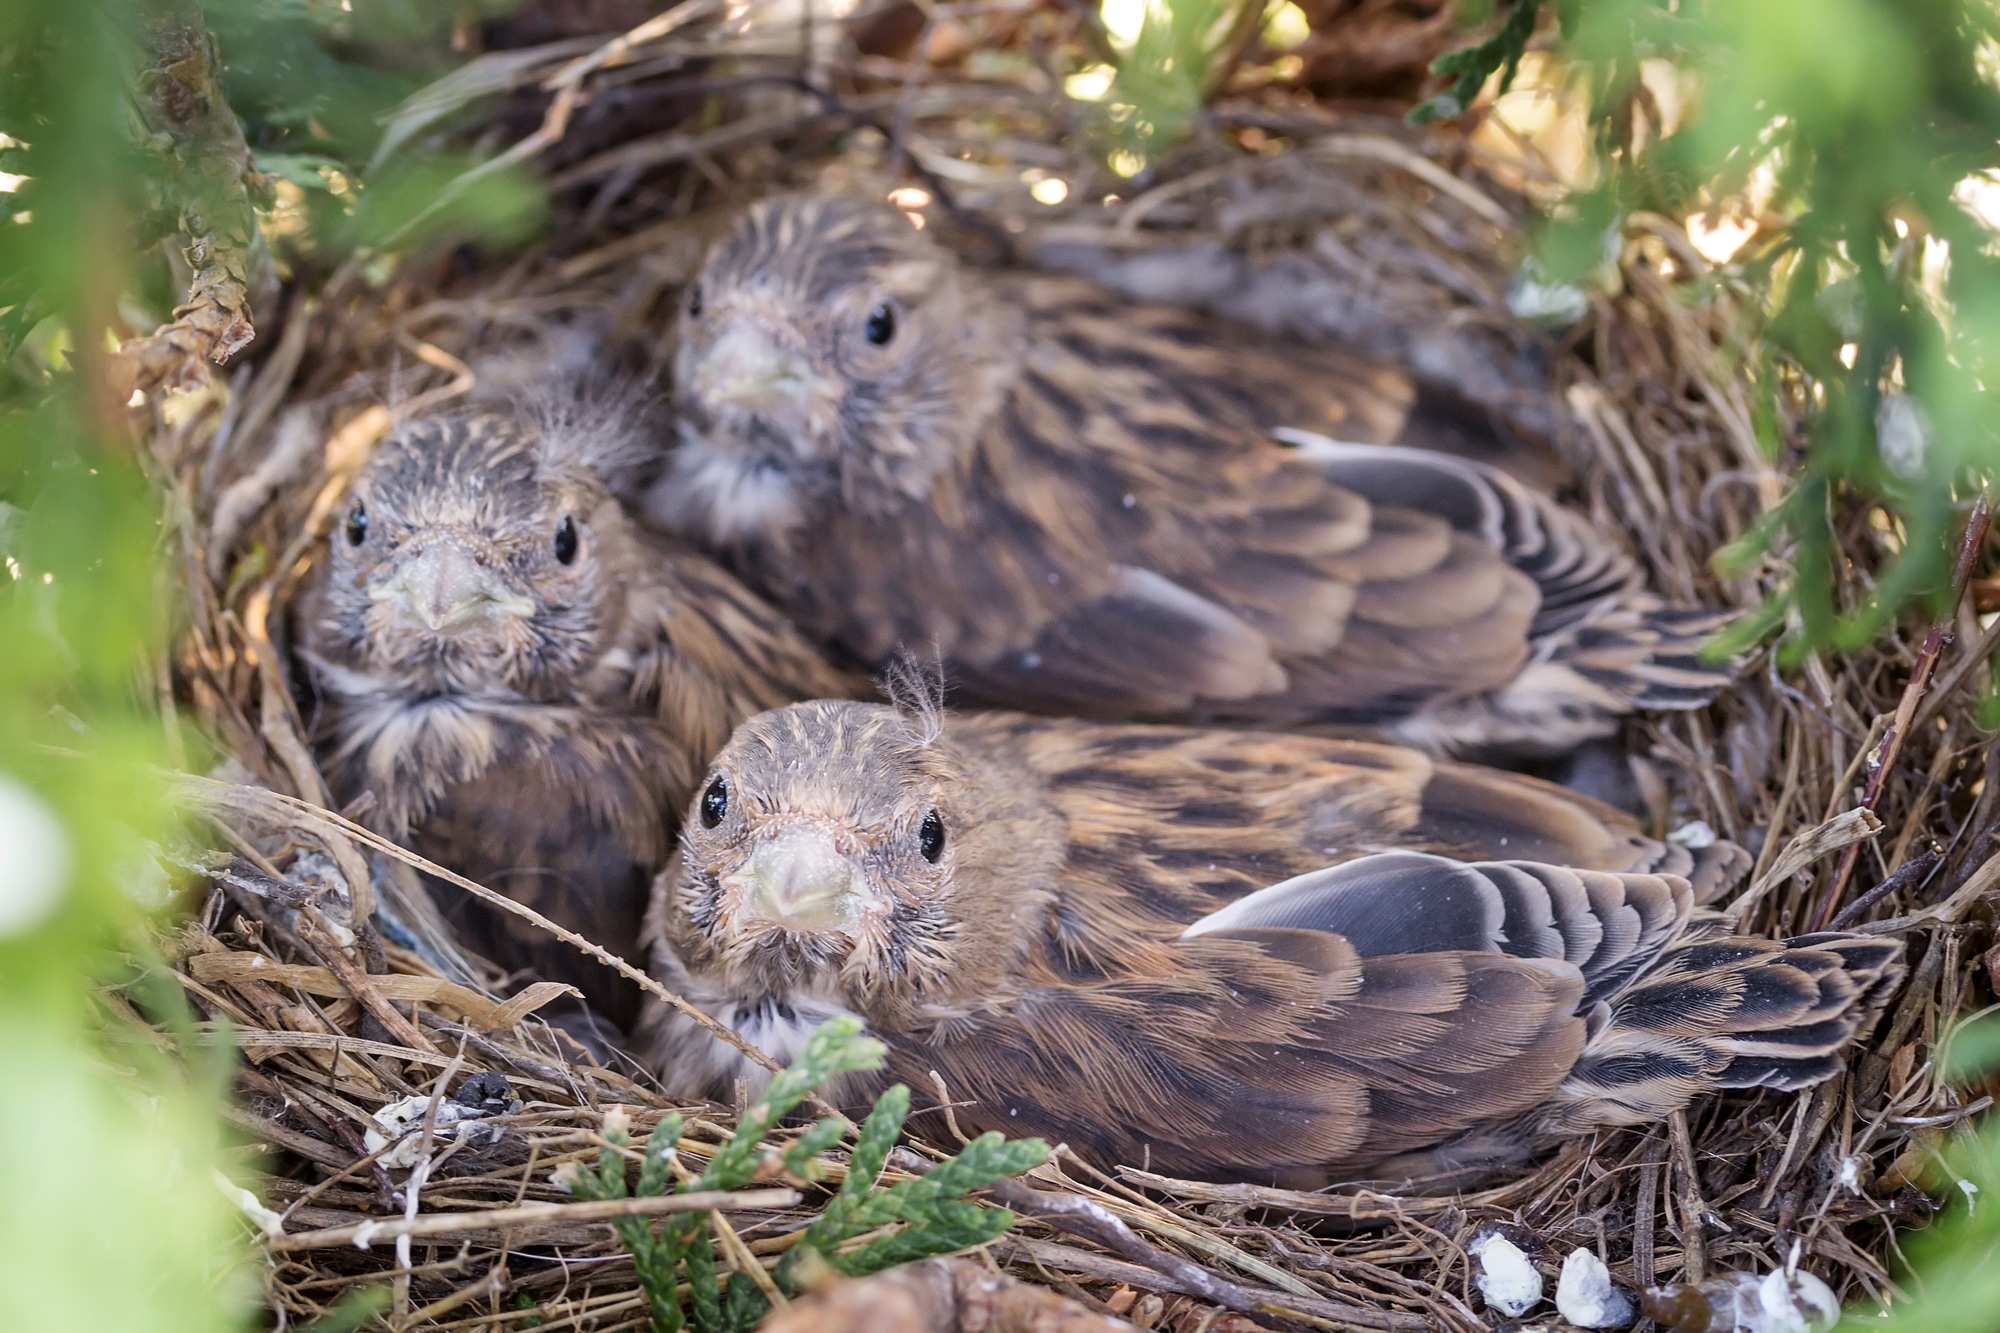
[267,1187,801,1251]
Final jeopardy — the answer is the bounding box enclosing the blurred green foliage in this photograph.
[0,2,542,1328]
[1420,0,2000,676]
[0,2,251,1327]
[1092,0,1254,174]
[203,0,544,265]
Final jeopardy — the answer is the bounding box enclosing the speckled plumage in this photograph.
[297,404,857,1029]
[650,193,1732,754]
[642,701,1901,1185]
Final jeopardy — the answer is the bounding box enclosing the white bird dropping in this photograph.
[1556,1247,1637,1328]
[1469,1229,1543,1317]
[1752,1268,1839,1333]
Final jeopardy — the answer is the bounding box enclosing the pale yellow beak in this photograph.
[726,826,864,931]
[694,324,820,412]
[371,540,533,636]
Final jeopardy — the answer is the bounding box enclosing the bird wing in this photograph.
[789,273,1724,735]
[915,286,1583,721]
[1180,852,1692,1007]
[1276,433,1644,638]
[887,923,1587,1182]
[964,714,1715,940]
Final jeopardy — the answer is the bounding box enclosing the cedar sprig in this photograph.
[561,1017,1048,1333]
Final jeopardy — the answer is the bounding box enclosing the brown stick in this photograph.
[1812,494,1992,930]
[760,1258,1133,1333]
[1828,849,1941,930]
[295,904,438,1055]
[1667,1109,1708,1285]
[986,1178,1269,1317]
[995,1237,1431,1333]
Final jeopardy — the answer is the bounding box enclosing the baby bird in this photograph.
[643,700,1899,1185]
[649,193,1732,755]
[297,402,857,1031]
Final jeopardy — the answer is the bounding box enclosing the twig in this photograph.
[295,904,438,1055]
[1668,1109,1709,1284]
[1726,808,1883,924]
[267,1188,800,1251]
[1828,850,1942,931]
[987,1177,1270,1316]
[1118,1144,1586,1219]
[1912,610,2000,732]
[995,1236,1430,1333]
[1633,1131,1664,1289]
[1813,494,1992,930]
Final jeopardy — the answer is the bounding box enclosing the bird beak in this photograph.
[371,539,534,636]
[726,826,867,932]
[694,324,821,413]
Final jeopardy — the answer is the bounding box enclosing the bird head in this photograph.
[653,193,1022,541]
[306,408,644,702]
[662,699,1062,1020]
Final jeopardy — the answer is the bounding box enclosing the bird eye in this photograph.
[553,515,578,565]
[345,500,368,547]
[699,775,728,828]
[686,284,703,318]
[864,302,896,347]
[919,807,945,863]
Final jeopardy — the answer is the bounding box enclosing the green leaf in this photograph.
[1944,1015,2000,1082]
[252,151,347,192]
[685,1227,723,1333]
[721,1271,769,1333]
[877,1134,1051,1223]
[300,1287,392,1333]
[639,1112,684,1199]
[779,1116,847,1182]
[1411,0,1544,125]
[698,1018,885,1191]
[833,1200,1018,1276]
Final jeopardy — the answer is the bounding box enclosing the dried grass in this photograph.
[131,4,1999,1328]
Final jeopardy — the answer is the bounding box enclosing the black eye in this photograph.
[553,515,578,565]
[919,807,945,863]
[345,500,368,547]
[864,302,896,347]
[686,284,703,318]
[700,775,728,828]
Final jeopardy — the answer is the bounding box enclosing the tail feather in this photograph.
[1389,603,1740,756]
[1532,927,1905,1135]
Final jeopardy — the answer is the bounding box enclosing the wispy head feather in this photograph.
[880,652,946,747]
[512,374,661,498]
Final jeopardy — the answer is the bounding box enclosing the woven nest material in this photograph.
[132,4,2000,1329]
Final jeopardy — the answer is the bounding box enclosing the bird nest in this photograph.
[132,3,1998,1329]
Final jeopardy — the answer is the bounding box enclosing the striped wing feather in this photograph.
[888,925,1588,1183]
[923,281,1731,737]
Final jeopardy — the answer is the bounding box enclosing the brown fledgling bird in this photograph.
[297,402,857,1033]
[649,193,1732,754]
[642,700,1900,1185]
